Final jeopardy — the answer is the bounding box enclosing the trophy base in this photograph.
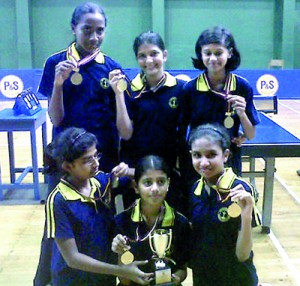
[155,267,172,285]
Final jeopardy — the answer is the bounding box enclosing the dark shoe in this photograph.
[297,170,300,176]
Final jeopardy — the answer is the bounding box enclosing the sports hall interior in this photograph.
[1,1,300,285]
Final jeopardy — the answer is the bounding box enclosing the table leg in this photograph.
[261,157,276,234]
[42,122,48,183]
[30,129,40,200]
[8,131,15,183]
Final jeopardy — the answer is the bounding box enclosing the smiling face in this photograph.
[136,169,170,208]
[201,43,231,75]
[190,136,230,184]
[72,12,106,55]
[136,43,167,78]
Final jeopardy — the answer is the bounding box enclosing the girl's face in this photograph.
[64,144,100,180]
[136,169,169,207]
[72,12,106,54]
[190,137,229,184]
[136,43,167,77]
[201,44,231,74]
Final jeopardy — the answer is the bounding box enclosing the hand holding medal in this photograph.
[112,234,135,264]
[215,173,242,218]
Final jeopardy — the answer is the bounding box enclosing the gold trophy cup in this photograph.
[149,229,173,285]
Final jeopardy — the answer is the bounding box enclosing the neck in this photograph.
[65,176,91,196]
[146,71,165,88]
[207,71,227,90]
[141,203,162,226]
[75,44,91,57]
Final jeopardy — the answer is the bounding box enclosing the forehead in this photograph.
[78,145,97,159]
[191,137,221,151]
[201,43,227,52]
[140,169,167,179]
[137,43,163,54]
[76,12,105,27]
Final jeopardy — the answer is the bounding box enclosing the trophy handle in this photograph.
[165,229,172,253]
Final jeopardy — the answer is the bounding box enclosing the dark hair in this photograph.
[71,2,107,27]
[133,31,165,57]
[188,123,230,151]
[134,155,170,183]
[192,26,241,71]
[43,127,98,174]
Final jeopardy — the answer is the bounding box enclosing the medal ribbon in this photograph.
[126,205,165,243]
[127,73,166,99]
[67,44,100,69]
[203,73,232,99]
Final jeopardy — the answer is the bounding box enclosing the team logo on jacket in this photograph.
[217,207,230,222]
[169,97,178,109]
[100,77,109,89]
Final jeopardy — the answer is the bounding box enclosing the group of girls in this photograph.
[34,1,261,286]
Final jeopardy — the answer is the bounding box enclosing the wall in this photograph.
[0,0,299,70]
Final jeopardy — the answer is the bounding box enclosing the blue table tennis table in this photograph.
[242,112,300,233]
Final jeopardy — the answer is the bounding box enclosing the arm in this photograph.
[109,69,133,140]
[48,60,76,126]
[56,237,152,284]
[230,184,254,262]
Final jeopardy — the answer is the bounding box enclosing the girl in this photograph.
[40,2,121,190]
[111,155,191,285]
[188,123,260,286]
[180,26,260,188]
[44,127,152,286]
[34,3,122,284]
[109,31,187,212]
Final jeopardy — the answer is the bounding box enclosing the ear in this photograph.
[166,178,170,191]
[133,181,140,195]
[223,149,230,163]
[71,24,76,35]
[163,50,168,62]
[228,48,233,59]
[62,161,72,173]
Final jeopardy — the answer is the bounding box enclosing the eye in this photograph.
[96,27,105,35]
[150,51,160,57]
[190,150,201,159]
[142,179,153,187]
[82,26,91,34]
[137,54,146,60]
[157,178,167,186]
[215,51,223,57]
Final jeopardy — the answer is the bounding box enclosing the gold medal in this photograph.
[117,78,127,92]
[224,115,234,129]
[120,250,134,264]
[227,202,241,218]
[70,72,83,85]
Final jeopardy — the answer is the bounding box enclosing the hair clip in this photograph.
[71,131,86,145]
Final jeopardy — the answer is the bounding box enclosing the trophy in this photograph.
[149,229,173,285]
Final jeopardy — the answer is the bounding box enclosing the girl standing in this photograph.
[188,123,260,286]
[44,127,152,286]
[111,155,191,285]
[109,31,187,212]
[180,26,260,187]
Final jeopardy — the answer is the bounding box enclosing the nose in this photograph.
[199,156,210,168]
[89,32,98,41]
[93,156,100,167]
[145,55,153,63]
[151,182,159,192]
[209,54,217,61]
